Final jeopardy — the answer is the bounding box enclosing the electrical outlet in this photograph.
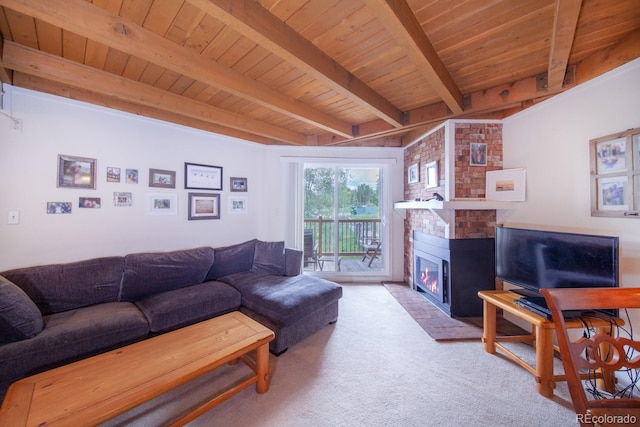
[8,211,19,225]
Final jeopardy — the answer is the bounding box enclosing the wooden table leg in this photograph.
[535,325,555,398]
[255,343,270,393]
[482,300,496,354]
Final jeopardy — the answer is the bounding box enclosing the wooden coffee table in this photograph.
[0,311,274,426]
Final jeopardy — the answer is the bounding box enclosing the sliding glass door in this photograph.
[302,163,384,275]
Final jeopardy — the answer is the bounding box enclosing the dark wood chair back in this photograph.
[541,287,640,426]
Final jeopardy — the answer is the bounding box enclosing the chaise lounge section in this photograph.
[0,239,342,403]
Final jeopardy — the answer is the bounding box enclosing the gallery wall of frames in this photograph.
[51,155,248,220]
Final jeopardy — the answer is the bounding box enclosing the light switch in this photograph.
[8,211,19,225]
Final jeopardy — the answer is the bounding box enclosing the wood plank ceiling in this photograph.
[0,0,638,147]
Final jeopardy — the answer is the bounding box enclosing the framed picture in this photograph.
[107,167,121,182]
[407,163,419,184]
[486,168,526,201]
[425,161,438,188]
[126,169,138,184]
[47,202,72,214]
[595,137,626,174]
[470,143,487,166]
[57,154,96,189]
[149,168,176,188]
[185,162,223,190]
[596,176,628,211]
[229,196,248,214]
[114,192,132,207]
[188,192,220,220]
[230,177,248,192]
[146,193,178,216]
[79,197,101,208]
[590,128,639,217]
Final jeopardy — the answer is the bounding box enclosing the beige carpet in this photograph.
[382,282,528,341]
[103,283,576,427]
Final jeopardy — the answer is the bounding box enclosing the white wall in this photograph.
[502,57,640,287]
[0,86,270,270]
[0,86,406,281]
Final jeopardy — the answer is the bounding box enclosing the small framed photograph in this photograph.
[425,161,438,188]
[230,177,248,192]
[126,169,139,184]
[407,163,419,184]
[470,142,487,166]
[146,193,178,216]
[57,155,96,189]
[229,196,248,214]
[596,176,628,211]
[114,192,132,207]
[486,168,526,201]
[149,168,176,188]
[185,162,223,190]
[107,167,121,182]
[79,197,101,208]
[47,202,72,214]
[595,138,626,174]
[188,192,220,220]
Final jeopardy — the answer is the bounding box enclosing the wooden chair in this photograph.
[361,239,381,267]
[541,287,640,426]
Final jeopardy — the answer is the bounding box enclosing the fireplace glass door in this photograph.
[415,253,446,304]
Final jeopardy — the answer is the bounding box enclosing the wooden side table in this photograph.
[477,290,620,398]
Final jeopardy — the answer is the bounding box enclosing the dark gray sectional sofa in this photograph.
[0,239,342,402]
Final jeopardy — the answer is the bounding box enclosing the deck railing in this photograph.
[303,217,381,257]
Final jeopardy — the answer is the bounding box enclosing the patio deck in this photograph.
[303,256,382,273]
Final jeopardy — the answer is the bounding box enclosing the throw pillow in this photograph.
[284,248,303,276]
[207,239,257,280]
[251,240,285,275]
[0,276,44,345]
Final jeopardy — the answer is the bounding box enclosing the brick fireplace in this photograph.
[402,120,502,316]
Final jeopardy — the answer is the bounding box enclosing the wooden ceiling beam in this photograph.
[0,41,306,145]
[320,72,572,145]
[575,27,640,85]
[14,72,278,145]
[401,124,442,147]
[0,37,12,83]
[336,29,640,147]
[0,0,353,138]
[364,0,464,114]
[186,0,404,128]
[547,0,583,91]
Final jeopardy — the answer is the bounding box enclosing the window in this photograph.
[590,127,640,217]
[302,164,384,274]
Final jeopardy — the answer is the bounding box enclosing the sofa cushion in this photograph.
[284,248,303,276]
[0,276,44,345]
[251,240,285,275]
[1,257,124,315]
[219,272,343,326]
[0,302,149,395]
[120,247,215,301]
[207,239,256,280]
[135,281,241,333]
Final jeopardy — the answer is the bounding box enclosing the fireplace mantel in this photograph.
[394,199,518,224]
[394,199,517,210]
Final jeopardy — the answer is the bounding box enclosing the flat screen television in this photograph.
[495,227,619,312]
